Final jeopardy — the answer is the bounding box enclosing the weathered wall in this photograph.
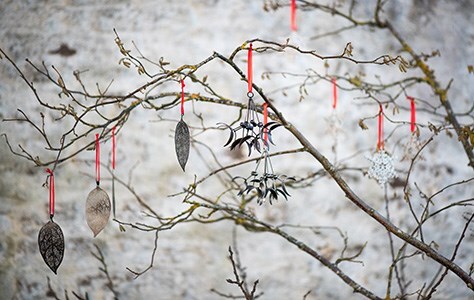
[1,1,473,299]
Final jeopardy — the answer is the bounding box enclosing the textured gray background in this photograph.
[1,1,473,299]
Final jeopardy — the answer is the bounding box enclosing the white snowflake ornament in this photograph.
[367,149,396,185]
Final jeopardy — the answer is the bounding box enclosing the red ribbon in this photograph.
[95,133,100,185]
[180,79,185,116]
[46,168,55,218]
[332,78,337,109]
[112,126,116,170]
[377,104,384,150]
[407,96,416,133]
[291,0,297,32]
[248,43,253,94]
[263,103,268,142]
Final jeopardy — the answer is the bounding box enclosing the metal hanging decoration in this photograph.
[220,44,294,204]
[402,96,422,161]
[233,104,294,205]
[175,79,190,172]
[85,134,111,237]
[367,104,396,185]
[326,77,343,155]
[38,169,65,274]
[219,43,282,156]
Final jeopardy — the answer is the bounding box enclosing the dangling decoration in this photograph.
[86,133,111,237]
[326,77,343,158]
[290,0,297,32]
[38,169,64,274]
[367,104,396,185]
[219,43,282,156]
[402,96,422,161]
[175,79,190,171]
[233,103,294,205]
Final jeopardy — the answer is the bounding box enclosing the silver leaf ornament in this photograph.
[86,186,111,237]
[175,119,190,171]
[38,221,65,274]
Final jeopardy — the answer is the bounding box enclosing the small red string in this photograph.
[112,126,116,170]
[248,43,253,94]
[46,168,55,218]
[263,103,268,142]
[180,79,185,116]
[95,133,100,185]
[377,104,384,150]
[291,0,297,32]
[332,78,337,109]
[407,96,416,133]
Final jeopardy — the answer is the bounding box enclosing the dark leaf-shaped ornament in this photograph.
[175,119,190,171]
[86,186,111,237]
[38,221,64,274]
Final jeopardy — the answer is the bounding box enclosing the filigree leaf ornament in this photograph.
[86,134,111,237]
[175,118,190,171]
[38,169,64,274]
[38,220,65,274]
[366,149,397,186]
[86,186,111,237]
[175,79,191,171]
[326,110,343,138]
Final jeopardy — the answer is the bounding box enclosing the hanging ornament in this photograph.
[86,134,111,237]
[233,104,294,205]
[38,169,64,274]
[327,78,343,130]
[367,104,396,185]
[175,79,190,172]
[325,78,343,158]
[402,96,422,161]
[219,43,282,156]
[290,0,297,32]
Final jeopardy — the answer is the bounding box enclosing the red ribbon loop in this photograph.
[46,168,55,218]
[95,133,100,185]
[377,104,384,150]
[180,79,185,116]
[291,0,297,32]
[112,126,116,170]
[407,96,416,133]
[332,78,337,109]
[248,43,253,94]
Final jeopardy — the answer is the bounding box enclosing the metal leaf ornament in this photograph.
[175,79,190,171]
[86,134,111,237]
[38,220,65,274]
[38,169,64,274]
[85,188,111,237]
[175,118,190,171]
[86,186,111,237]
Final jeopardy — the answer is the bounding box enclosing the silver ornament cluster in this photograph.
[367,149,396,185]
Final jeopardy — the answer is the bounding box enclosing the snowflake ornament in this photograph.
[367,149,396,185]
